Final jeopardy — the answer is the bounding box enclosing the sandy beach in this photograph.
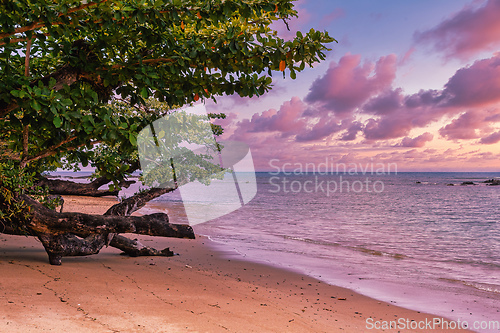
[0,196,472,332]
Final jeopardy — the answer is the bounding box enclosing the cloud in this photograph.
[363,115,414,140]
[360,89,448,140]
[415,0,500,60]
[319,8,345,28]
[441,53,500,107]
[364,88,405,115]
[305,54,397,116]
[398,133,434,147]
[439,110,491,140]
[226,53,500,145]
[340,121,363,141]
[361,53,500,141]
[214,48,500,172]
[480,131,500,144]
[295,117,343,142]
[233,97,307,136]
[399,47,416,66]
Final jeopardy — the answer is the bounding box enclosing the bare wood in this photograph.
[24,38,32,77]
[105,185,177,216]
[109,234,175,257]
[1,194,194,265]
[36,161,140,197]
[24,135,78,164]
[37,177,135,197]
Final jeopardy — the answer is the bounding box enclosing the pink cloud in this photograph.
[398,133,434,147]
[399,47,416,66]
[305,54,397,116]
[415,0,500,60]
[364,88,405,115]
[233,97,308,137]
[226,96,351,143]
[439,110,491,140]
[360,89,448,140]
[225,53,500,145]
[363,115,414,140]
[360,53,500,142]
[295,117,344,142]
[480,131,500,144]
[212,49,500,171]
[319,8,345,29]
[441,53,500,107]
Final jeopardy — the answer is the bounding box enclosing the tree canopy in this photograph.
[0,0,334,264]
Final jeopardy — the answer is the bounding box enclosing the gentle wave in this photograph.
[281,235,408,260]
[434,258,500,270]
[440,278,500,294]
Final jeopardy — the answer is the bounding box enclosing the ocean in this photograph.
[54,171,500,332]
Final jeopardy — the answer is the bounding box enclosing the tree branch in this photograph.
[24,135,78,164]
[37,176,135,197]
[105,183,178,216]
[24,38,32,77]
[109,57,175,69]
[108,235,174,257]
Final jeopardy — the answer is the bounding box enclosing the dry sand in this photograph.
[0,196,472,332]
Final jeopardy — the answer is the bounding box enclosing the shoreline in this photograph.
[0,195,474,332]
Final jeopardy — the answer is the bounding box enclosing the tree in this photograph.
[0,0,334,264]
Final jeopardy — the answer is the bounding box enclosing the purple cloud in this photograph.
[398,133,434,147]
[415,0,500,60]
[305,54,397,116]
[480,131,500,144]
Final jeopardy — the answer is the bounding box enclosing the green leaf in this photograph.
[31,100,41,111]
[129,133,137,146]
[53,116,62,128]
[61,99,73,106]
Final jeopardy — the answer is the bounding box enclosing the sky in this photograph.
[205,0,500,172]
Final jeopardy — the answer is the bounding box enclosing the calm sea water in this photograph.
[56,171,500,331]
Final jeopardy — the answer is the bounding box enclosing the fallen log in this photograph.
[1,194,194,265]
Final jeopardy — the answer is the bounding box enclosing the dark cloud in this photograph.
[480,131,500,144]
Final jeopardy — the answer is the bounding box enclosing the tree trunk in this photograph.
[36,161,140,197]
[1,194,194,265]
[109,235,175,257]
[37,176,135,197]
[105,184,177,216]
[102,183,180,257]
